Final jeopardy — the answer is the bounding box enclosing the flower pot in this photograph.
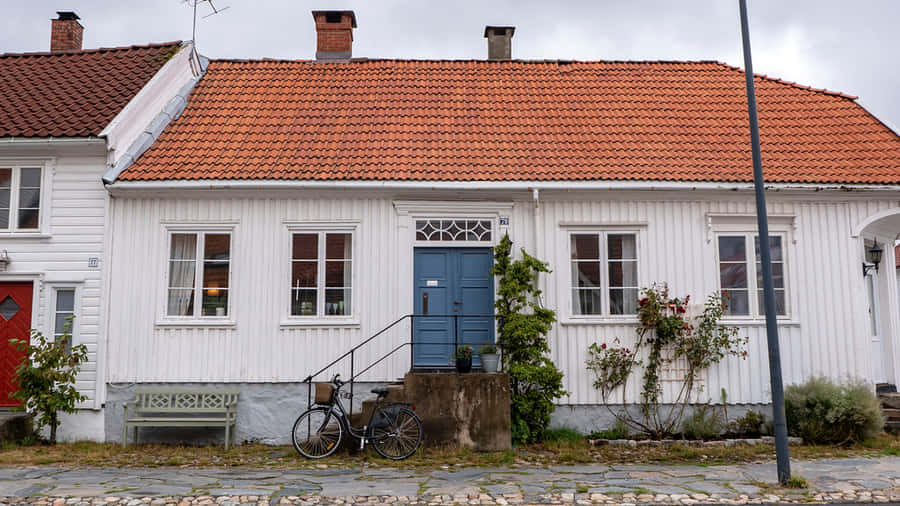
[481,353,500,373]
[455,357,472,373]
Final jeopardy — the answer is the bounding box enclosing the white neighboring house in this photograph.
[0,12,204,441]
[98,11,900,442]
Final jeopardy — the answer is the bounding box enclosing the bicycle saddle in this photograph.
[371,387,389,397]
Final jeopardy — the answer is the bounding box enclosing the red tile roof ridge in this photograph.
[0,41,183,59]
[713,61,857,100]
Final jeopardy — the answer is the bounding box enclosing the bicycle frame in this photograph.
[322,381,411,443]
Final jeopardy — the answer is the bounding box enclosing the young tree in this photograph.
[492,234,566,444]
[10,320,88,444]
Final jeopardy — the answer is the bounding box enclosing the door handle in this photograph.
[422,292,429,315]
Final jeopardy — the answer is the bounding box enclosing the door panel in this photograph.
[0,282,33,407]
[413,248,494,368]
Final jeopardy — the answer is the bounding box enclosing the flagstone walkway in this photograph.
[0,457,898,505]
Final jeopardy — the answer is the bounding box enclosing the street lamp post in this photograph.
[737,0,792,485]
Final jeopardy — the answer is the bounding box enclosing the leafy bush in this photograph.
[784,377,884,444]
[543,427,583,443]
[732,410,767,438]
[480,344,497,354]
[681,404,725,440]
[492,234,566,444]
[10,322,88,444]
[589,419,631,440]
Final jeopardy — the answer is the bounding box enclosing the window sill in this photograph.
[720,319,800,327]
[0,232,50,239]
[155,319,236,328]
[560,317,641,326]
[280,318,360,328]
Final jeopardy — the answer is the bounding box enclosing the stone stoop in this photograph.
[0,412,33,443]
[878,392,900,433]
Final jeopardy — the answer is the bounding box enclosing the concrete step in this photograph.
[876,383,897,394]
[0,412,33,443]
[879,392,900,410]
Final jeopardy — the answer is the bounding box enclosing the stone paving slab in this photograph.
[0,456,898,504]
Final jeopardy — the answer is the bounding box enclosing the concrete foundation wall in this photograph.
[549,403,774,435]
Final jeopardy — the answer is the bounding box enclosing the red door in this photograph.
[0,282,32,407]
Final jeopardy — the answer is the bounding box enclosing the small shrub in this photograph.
[479,344,497,354]
[681,404,725,440]
[589,419,631,440]
[785,476,809,489]
[543,427,583,444]
[784,377,884,444]
[732,410,767,438]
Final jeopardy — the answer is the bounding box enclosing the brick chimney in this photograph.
[312,10,357,61]
[484,26,515,61]
[51,11,83,52]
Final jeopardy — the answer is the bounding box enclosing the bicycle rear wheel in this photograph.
[292,407,343,459]
[370,406,422,460]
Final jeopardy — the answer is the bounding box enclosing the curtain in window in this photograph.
[167,234,197,316]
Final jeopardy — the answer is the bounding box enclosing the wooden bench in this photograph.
[122,388,239,449]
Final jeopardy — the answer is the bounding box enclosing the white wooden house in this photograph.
[0,12,204,441]
[93,11,900,442]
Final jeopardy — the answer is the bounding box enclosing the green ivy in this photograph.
[10,318,88,445]
[492,234,566,444]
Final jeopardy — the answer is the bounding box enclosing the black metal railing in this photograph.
[302,314,500,416]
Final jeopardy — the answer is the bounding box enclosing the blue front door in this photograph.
[413,247,494,368]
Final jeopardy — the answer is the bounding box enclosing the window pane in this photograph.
[325,288,350,315]
[754,236,783,262]
[756,262,785,289]
[571,261,601,288]
[56,289,75,312]
[170,233,197,260]
[55,313,73,335]
[0,168,10,187]
[204,234,230,260]
[325,233,352,259]
[325,260,350,287]
[609,260,638,287]
[0,169,9,230]
[719,263,748,289]
[758,289,786,316]
[293,234,318,260]
[17,208,39,229]
[19,168,41,188]
[167,289,195,316]
[291,289,317,316]
[571,234,600,260]
[723,290,750,316]
[18,188,40,208]
[718,236,746,262]
[0,187,9,208]
[168,261,196,288]
[202,289,228,316]
[608,234,636,260]
[572,289,603,315]
[203,262,230,289]
[292,261,317,287]
[610,288,639,315]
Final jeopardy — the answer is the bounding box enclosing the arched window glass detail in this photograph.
[415,219,492,242]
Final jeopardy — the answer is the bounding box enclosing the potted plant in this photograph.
[480,344,500,373]
[455,345,473,373]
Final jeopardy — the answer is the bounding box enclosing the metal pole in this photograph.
[738,0,791,485]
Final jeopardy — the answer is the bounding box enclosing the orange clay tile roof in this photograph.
[0,42,183,138]
[120,59,900,184]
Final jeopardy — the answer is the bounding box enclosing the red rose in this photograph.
[601,343,607,349]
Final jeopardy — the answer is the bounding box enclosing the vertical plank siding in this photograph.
[107,191,897,406]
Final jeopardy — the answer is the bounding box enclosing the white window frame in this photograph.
[283,222,358,326]
[714,231,790,320]
[412,217,497,247]
[47,284,81,350]
[563,227,643,322]
[158,224,235,326]
[0,161,52,237]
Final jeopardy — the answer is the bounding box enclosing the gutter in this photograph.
[101,48,209,185]
[106,179,900,193]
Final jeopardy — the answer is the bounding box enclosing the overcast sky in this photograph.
[5,1,899,132]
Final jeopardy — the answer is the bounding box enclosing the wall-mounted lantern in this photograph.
[0,250,9,272]
[862,241,884,276]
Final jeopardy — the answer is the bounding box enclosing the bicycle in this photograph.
[291,374,423,460]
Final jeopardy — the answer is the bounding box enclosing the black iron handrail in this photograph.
[302,314,499,415]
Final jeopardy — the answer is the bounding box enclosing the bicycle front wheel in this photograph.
[292,407,343,459]
[371,406,422,460]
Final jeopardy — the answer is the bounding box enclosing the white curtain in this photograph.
[168,234,197,316]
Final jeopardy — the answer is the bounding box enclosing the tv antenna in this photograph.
[188,0,231,45]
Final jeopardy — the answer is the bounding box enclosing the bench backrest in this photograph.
[133,388,240,413]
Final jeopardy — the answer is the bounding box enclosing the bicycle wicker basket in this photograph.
[315,383,335,404]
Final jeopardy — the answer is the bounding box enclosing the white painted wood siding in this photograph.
[106,189,898,405]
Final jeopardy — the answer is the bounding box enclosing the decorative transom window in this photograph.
[291,231,352,317]
[717,234,787,317]
[570,232,639,316]
[415,219,492,242]
[167,232,231,318]
[53,288,76,353]
[0,166,43,231]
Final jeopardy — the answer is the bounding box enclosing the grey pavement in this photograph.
[0,457,898,504]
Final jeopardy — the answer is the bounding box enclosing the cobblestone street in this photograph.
[1,456,899,505]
